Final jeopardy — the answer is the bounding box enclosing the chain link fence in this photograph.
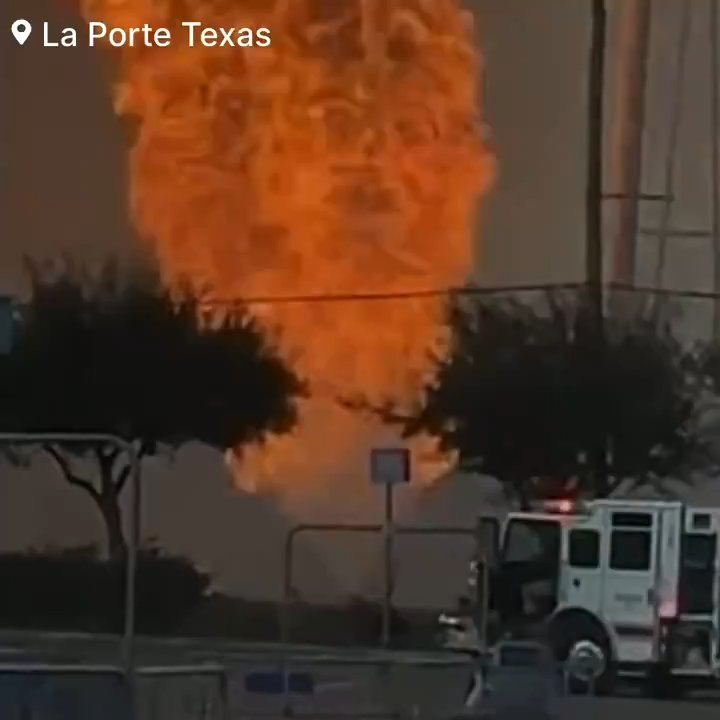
[0,652,478,720]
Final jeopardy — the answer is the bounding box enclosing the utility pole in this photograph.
[586,0,608,495]
[610,0,652,288]
[711,0,720,337]
[587,0,606,305]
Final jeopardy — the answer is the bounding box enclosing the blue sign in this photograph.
[370,447,410,485]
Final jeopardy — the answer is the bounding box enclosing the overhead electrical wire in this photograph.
[9,282,720,311]
[197,282,586,308]
[196,282,720,308]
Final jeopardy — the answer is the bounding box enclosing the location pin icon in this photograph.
[11,19,32,46]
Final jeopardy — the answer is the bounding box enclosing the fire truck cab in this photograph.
[474,498,720,695]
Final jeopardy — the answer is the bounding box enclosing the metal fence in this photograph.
[265,651,603,716]
[0,663,228,720]
[0,646,604,720]
[216,649,590,720]
[0,653,477,720]
[0,664,131,720]
[281,522,492,649]
[0,432,141,675]
[227,651,476,720]
[136,665,229,720]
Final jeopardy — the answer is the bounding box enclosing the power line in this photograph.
[197,282,720,307]
[198,282,586,307]
[10,281,720,310]
[610,283,720,300]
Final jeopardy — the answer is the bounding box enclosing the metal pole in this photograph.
[587,0,607,303]
[586,0,609,494]
[0,433,140,684]
[281,527,298,647]
[710,0,720,336]
[125,444,141,682]
[281,526,301,716]
[381,484,394,647]
[475,518,489,651]
[609,0,652,288]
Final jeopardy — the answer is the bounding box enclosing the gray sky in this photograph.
[1,0,719,603]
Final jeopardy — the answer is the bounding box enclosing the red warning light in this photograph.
[659,598,678,619]
[543,499,575,514]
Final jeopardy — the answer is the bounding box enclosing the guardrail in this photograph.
[0,663,131,719]
[0,662,228,720]
[0,650,596,720]
[240,650,478,720]
[239,650,596,718]
[0,653,478,720]
[137,664,228,720]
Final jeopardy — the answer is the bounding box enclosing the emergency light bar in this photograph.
[544,499,574,513]
[538,498,589,515]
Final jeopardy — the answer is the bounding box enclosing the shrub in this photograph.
[0,549,209,634]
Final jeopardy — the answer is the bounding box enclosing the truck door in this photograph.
[478,515,500,567]
[601,509,660,653]
[562,520,603,614]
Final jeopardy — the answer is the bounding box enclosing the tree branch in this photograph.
[114,463,132,494]
[97,446,119,466]
[43,444,101,501]
[113,440,152,494]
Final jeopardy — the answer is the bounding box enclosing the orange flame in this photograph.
[80,0,494,493]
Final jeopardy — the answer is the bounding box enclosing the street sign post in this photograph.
[370,447,410,487]
[0,297,13,356]
[370,447,410,647]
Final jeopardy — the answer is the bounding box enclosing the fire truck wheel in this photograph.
[549,614,614,696]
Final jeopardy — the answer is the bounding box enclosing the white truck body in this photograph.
[450,498,720,688]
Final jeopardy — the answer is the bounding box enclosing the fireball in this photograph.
[79,0,495,492]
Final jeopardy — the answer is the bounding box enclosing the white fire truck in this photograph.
[444,498,720,697]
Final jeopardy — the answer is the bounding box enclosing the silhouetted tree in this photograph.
[691,341,720,469]
[393,291,705,508]
[0,258,303,559]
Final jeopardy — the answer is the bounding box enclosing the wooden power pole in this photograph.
[610,0,652,288]
[586,0,608,495]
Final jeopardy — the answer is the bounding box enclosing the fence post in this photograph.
[219,668,230,720]
[0,433,141,718]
